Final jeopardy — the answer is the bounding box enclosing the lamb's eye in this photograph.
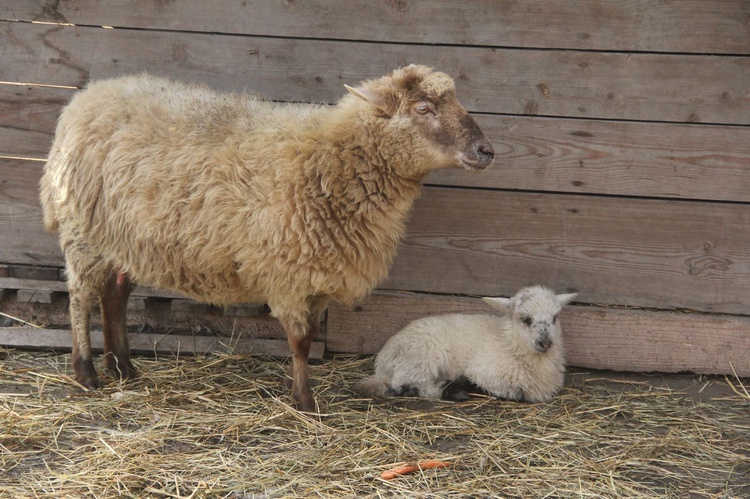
[521,316,532,326]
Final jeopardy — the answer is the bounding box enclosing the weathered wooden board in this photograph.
[4,89,750,202]
[327,291,750,376]
[0,159,60,266]
[0,84,72,159]
[0,327,324,359]
[6,0,749,54]
[4,158,750,313]
[2,22,748,124]
[384,187,750,315]
[434,116,750,202]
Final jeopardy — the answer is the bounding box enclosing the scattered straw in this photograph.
[0,348,748,497]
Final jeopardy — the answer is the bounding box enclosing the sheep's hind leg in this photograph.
[69,283,99,389]
[100,271,136,381]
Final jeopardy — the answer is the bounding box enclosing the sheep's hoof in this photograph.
[104,355,137,381]
[73,357,101,390]
[75,372,101,390]
[293,391,317,414]
[295,399,317,414]
[113,362,137,381]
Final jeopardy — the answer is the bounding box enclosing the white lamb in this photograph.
[354,286,577,403]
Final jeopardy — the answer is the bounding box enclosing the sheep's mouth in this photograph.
[457,151,494,172]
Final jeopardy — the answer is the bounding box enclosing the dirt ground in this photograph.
[1,348,749,498]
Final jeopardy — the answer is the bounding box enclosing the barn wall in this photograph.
[1,1,749,375]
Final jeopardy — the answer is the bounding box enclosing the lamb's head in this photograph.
[482,286,578,353]
[344,64,495,175]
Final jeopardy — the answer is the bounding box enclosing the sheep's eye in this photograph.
[552,315,558,323]
[415,104,433,115]
[521,316,532,326]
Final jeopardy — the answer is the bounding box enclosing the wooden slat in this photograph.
[327,291,750,376]
[384,187,750,315]
[2,22,748,124]
[5,0,749,54]
[0,84,73,160]
[4,158,750,313]
[5,88,750,201]
[0,327,324,359]
[433,116,750,202]
[0,276,188,299]
[0,159,61,266]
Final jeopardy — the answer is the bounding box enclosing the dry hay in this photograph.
[1,347,748,498]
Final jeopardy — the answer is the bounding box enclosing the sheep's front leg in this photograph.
[280,316,316,412]
[100,271,136,381]
[69,285,99,389]
[279,298,328,413]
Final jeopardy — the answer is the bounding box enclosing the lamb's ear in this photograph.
[344,83,396,115]
[482,297,512,313]
[556,293,578,306]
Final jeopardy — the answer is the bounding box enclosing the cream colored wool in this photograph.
[355,286,577,403]
[40,65,495,410]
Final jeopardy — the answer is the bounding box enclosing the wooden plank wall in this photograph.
[1,1,749,375]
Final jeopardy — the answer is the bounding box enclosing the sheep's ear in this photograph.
[344,84,396,115]
[556,293,578,306]
[482,297,512,313]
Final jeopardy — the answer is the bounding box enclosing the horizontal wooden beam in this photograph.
[327,291,750,376]
[384,187,750,315]
[2,22,748,124]
[5,96,750,202]
[4,163,750,314]
[0,327,323,359]
[6,0,748,54]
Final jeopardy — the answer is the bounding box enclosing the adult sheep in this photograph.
[40,65,495,412]
[354,286,577,403]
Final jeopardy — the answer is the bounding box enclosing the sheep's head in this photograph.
[344,65,495,174]
[482,286,578,353]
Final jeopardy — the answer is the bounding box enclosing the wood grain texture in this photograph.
[0,159,61,266]
[0,84,73,159]
[2,22,748,124]
[4,93,750,202]
[432,116,750,202]
[327,291,750,376]
[3,158,750,313]
[384,187,750,315]
[6,0,749,54]
[0,327,324,359]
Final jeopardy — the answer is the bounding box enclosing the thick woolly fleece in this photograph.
[40,65,495,408]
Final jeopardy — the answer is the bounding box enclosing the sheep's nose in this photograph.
[478,143,495,159]
[474,142,495,168]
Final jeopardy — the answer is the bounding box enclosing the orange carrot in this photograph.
[380,460,452,480]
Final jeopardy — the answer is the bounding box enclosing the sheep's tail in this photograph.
[352,376,391,398]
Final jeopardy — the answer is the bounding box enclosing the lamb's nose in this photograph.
[535,337,552,352]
